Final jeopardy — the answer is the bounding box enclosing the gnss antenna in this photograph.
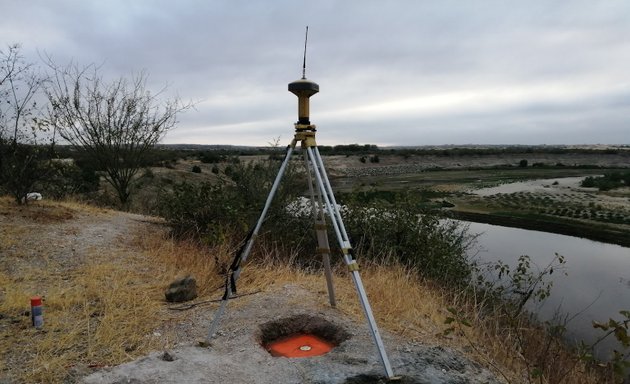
[289,26,319,127]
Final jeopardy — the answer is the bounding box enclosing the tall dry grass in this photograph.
[0,197,615,383]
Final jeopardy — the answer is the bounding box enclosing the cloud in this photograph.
[2,1,629,145]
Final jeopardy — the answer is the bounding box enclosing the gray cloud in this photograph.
[2,0,629,145]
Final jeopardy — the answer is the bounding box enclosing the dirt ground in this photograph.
[0,200,501,383]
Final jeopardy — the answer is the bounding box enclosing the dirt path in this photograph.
[0,201,156,273]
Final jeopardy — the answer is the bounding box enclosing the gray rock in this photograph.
[164,276,197,303]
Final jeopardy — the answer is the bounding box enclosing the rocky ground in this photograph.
[81,283,500,384]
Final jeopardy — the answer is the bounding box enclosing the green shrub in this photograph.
[581,172,630,191]
[157,158,306,250]
[341,192,474,285]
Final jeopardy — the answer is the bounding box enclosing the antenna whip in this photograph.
[302,26,309,79]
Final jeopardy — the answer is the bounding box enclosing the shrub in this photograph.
[43,160,100,199]
[158,158,306,249]
[199,152,225,163]
[191,165,202,173]
[341,192,475,284]
[581,172,629,191]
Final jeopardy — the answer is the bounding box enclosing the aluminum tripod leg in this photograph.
[303,150,336,307]
[305,147,395,379]
[206,142,296,342]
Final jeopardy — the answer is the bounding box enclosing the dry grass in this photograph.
[0,197,615,383]
[0,199,169,382]
[2,243,158,379]
[317,261,610,384]
[440,291,614,384]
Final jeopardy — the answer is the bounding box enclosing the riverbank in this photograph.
[450,210,630,248]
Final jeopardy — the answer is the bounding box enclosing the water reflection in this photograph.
[466,221,630,359]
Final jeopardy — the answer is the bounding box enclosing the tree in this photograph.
[46,63,189,208]
[0,44,54,204]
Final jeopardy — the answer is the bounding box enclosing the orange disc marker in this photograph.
[266,334,334,358]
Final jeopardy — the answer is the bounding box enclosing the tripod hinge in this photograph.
[294,131,317,148]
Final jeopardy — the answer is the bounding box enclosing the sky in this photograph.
[1,1,629,146]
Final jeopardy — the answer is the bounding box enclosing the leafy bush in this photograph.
[158,157,307,250]
[42,160,100,199]
[191,165,201,173]
[581,172,630,191]
[341,192,475,284]
[157,181,241,243]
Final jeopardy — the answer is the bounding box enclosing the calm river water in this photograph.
[466,221,630,359]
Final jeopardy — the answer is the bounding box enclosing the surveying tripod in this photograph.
[206,70,395,379]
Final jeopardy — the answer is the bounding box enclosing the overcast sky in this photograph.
[2,1,629,146]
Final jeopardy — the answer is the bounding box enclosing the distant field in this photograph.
[318,153,630,247]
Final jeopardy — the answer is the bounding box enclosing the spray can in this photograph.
[31,296,43,329]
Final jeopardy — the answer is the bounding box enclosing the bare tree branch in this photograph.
[46,60,191,207]
[0,44,54,204]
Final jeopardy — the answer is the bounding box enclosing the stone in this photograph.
[160,351,175,362]
[165,276,197,303]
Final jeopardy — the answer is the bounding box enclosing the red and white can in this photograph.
[31,296,43,329]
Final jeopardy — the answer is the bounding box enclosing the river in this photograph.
[465,220,630,359]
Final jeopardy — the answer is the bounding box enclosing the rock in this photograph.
[165,276,197,303]
[160,351,175,362]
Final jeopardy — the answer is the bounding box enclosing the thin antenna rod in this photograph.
[302,26,309,79]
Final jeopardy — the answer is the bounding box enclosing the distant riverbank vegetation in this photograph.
[581,171,630,191]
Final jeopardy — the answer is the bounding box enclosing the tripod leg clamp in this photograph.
[347,261,360,272]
